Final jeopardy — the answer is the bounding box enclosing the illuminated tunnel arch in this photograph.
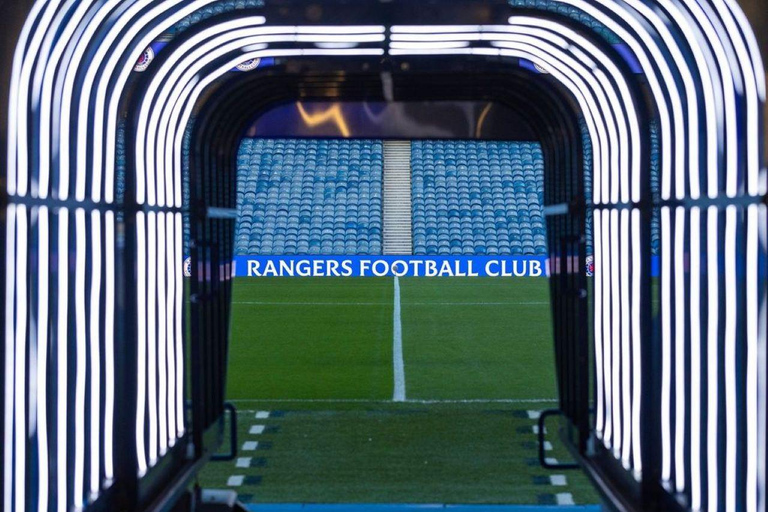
[1,1,765,511]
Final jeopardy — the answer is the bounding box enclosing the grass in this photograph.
[227,278,393,399]
[197,277,600,505]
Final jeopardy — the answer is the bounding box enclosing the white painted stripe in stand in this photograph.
[242,441,259,451]
[556,493,575,505]
[527,410,541,419]
[532,425,548,435]
[255,411,270,419]
[250,425,265,435]
[550,475,568,486]
[545,457,559,465]
[543,441,553,451]
[236,457,252,468]
[392,276,406,402]
[227,475,244,486]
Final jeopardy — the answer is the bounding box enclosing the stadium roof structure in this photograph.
[1,1,765,511]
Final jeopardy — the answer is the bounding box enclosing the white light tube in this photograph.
[156,213,167,456]
[6,0,49,196]
[136,211,148,475]
[746,204,758,512]
[165,214,176,446]
[690,206,702,510]
[660,206,672,483]
[147,212,158,465]
[174,213,184,435]
[4,204,17,512]
[14,205,28,512]
[56,207,69,512]
[674,206,686,492]
[594,209,605,435]
[104,210,116,481]
[37,206,50,511]
[73,208,87,509]
[724,206,737,509]
[89,210,102,496]
[631,209,642,475]
[707,206,720,512]
[620,208,631,467]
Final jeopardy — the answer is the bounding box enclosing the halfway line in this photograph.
[392,276,406,402]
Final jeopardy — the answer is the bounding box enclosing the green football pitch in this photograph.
[196,277,601,505]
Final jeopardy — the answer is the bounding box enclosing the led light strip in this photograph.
[14,205,28,512]
[38,0,93,200]
[9,0,61,198]
[3,204,16,512]
[660,206,672,482]
[138,40,385,466]
[394,23,642,208]
[157,213,168,456]
[707,205,720,511]
[37,206,50,511]
[89,0,221,204]
[594,209,605,435]
[610,209,622,456]
[165,214,177,445]
[89,210,102,496]
[136,211,148,475]
[724,205,738,508]
[73,208,87,509]
[620,209,631,467]
[104,210,116,481]
[674,206,687,491]
[147,211,158,465]
[174,213,184,436]
[602,209,613,446]
[746,204,759,512]
[56,207,69,512]
[141,26,382,207]
[677,0,736,199]
[630,208,642,475]
[624,0,702,200]
[549,0,676,205]
[690,206,702,509]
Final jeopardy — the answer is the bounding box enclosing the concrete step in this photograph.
[382,141,413,256]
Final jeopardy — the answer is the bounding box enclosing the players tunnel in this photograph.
[1,1,766,511]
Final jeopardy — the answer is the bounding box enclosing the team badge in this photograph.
[533,63,549,74]
[585,255,595,277]
[184,257,192,278]
[134,47,155,72]
[236,58,261,71]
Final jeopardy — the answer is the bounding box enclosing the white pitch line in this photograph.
[227,475,244,486]
[232,398,558,405]
[232,300,551,306]
[550,475,568,486]
[556,493,575,505]
[392,276,406,402]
